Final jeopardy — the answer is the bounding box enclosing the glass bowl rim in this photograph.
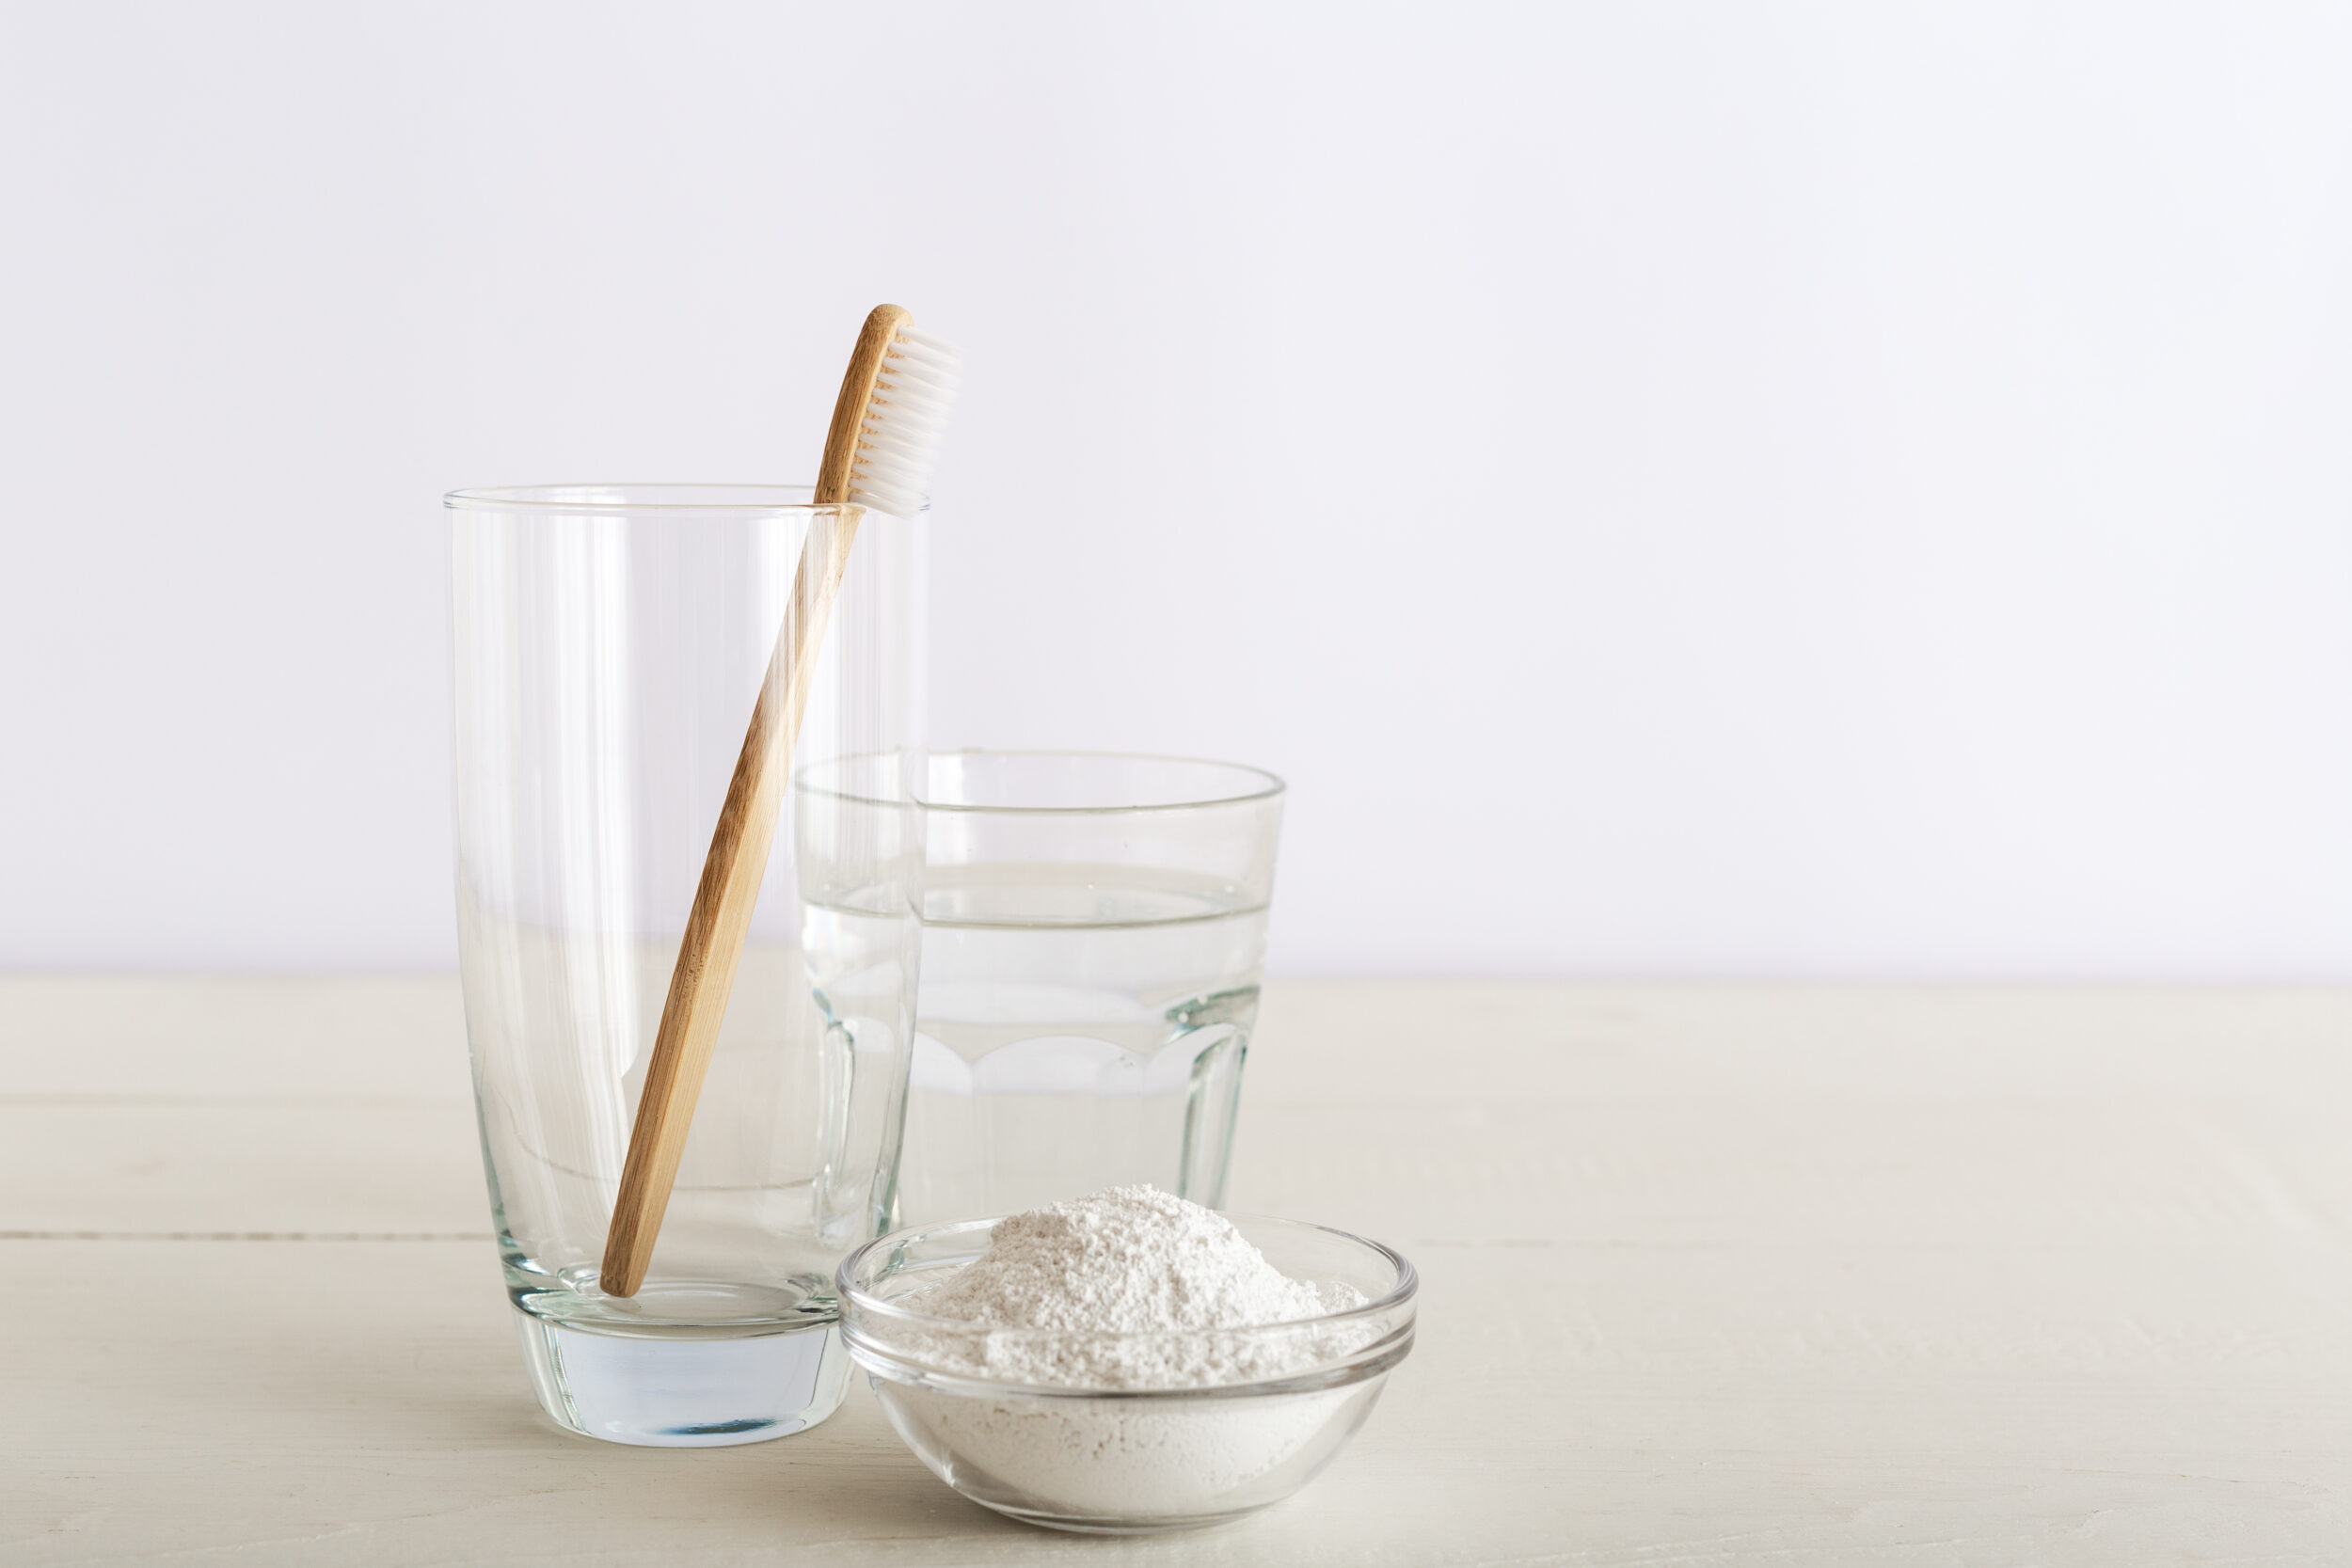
[836,1212,1417,1342]
[846,1322,1417,1404]
[836,1213,1418,1400]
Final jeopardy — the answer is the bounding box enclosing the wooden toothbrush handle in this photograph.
[597,507,862,1298]
[817,304,910,504]
[598,303,910,1298]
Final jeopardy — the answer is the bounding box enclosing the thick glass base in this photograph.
[512,1305,850,1447]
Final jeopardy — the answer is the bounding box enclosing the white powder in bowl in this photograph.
[884,1186,1380,1519]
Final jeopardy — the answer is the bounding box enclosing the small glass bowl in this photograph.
[836,1214,1418,1534]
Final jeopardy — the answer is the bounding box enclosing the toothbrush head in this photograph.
[818,305,961,519]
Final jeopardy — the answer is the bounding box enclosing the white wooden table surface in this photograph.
[5,977,2348,1565]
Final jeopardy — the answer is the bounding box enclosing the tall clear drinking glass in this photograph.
[448,484,926,1446]
[888,752,1285,1226]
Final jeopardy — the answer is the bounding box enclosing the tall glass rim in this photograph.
[445,483,844,514]
[803,748,1286,816]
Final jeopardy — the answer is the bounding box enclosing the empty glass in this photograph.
[447,484,925,1445]
[887,752,1285,1225]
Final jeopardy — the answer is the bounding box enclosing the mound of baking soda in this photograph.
[892,1186,1380,1518]
[911,1183,1360,1384]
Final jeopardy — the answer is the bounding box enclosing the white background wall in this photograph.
[4,3,2349,978]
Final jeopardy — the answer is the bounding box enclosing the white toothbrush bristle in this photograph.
[849,325,961,519]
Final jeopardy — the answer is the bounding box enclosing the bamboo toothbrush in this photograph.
[600,304,960,1297]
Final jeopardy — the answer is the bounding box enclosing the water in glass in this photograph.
[893,861,1268,1224]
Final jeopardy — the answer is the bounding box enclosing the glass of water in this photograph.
[888,751,1285,1225]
